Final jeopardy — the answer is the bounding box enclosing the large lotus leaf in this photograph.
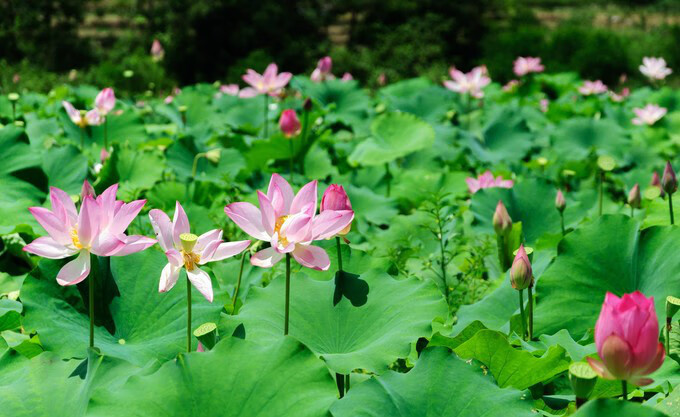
[293,77,371,127]
[453,330,570,389]
[464,107,533,164]
[656,386,680,416]
[573,399,668,416]
[89,110,149,147]
[380,79,456,123]
[41,145,88,194]
[0,175,44,233]
[115,147,165,191]
[535,215,680,337]
[330,347,534,417]
[471,179,594,244]
[215,94,265,131]
[87,337,337,417]
[0,299,22,331]
[0,349,142,417]
[21,250,222,365]
[0,126,41,175]
[234,270,447,374]
[551,117,629,161]
[348,112,435,167]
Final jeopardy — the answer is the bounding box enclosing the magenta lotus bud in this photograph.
[94,87,116,115]
[651,172,665,197]
[279,109,301,138]
[555,190,566,212]
[317,56,332,74]
[150,39,164,61]
[628,184,641,209]
[510,244,532,290]
[492,200,512,235]
[100,148,111,163]
[321,184,353,235]
[587,292,665,385]
[81,180,96,200]
[662,161,677,194]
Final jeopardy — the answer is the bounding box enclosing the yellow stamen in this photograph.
[70,228,83,249]
[181,250,201,271]
[274,215,290,247]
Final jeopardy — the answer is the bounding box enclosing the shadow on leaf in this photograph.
[333,271,369,307]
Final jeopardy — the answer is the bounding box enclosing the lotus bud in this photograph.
[317,56,332,74]
[662,162,677,194]
[492,200,512,235]
[100,148,111,163]
[555,190,566,212]
[94,87,116,115]
[510,244,533,290]
[321,184,353,235]
[651,172,665,198]
[180,233,198,253]
[81,180,96,200]
[205,149,221,163]
[303,97,312,112]
[279,109,301,138]
[628,184,641,209]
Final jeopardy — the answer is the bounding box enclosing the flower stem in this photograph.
[630,206,634,218]
[104,118,108,149]
[231,252,248,315]
[598,171,604,216]
[336,236,343,272]
[263,94,269,138]
[284,253,291,335]
[11,102,16,121]
[666,317,672,355]
[527,285,534,340]
[336,372,345,398]
[289,138,294,183]
[187,275,192,352]
[669,193,675,225]
[518,289,527,341]
[301,109,310,151]
[621,380,627,400]
[560,212,565,236]
[496,234,510,271]
[89,267,95,348]
[385,163,391,197]
[80,127,85,150]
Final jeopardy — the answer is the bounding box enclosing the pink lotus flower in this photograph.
[151,39,164,62]
[444,66,491,99]
[311,56,334,82]
[466,170,514,194]
[12,73,20,84]
[510,244,532,290]
[225,174,354,271]
[502,80,519,92]
[377,72,387,86]
[640,57,672,81]
[579,80,608,96]
[632,104,667,126]
[149,202,250,302]
[321,185,353,236]
[540,99,549,113]
[219,84,240,96]
[587,292,665,385]
[94,88,116,116]
[341,72,353,81]
[513,57,544,77]
[23,182,156,285]
[240,63,292,98]
[652,172,665,198]
[62,101,102,128]
[609,87,630,103]
[279,109,301,137]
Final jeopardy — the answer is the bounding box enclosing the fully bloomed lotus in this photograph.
[632,104,667,126]
[640,57,672,81]
[63,101,102,129]
[240,63,293,98]
[513,57,544,77]
[466,170,514,194]
[444,66,491,99]
[579,80,608,96]
[588,292,665,387]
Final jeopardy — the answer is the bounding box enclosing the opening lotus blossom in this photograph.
[149,202,250,302]
[240,63,292,98]
[443,66,490,99]
[639,57,672,81]
[23,182,156,285]
[579,80,608,96]
[632,104,667,126]
[466,170,514,194]
[62,101,102,128]
[513,56,544,77]
[225,174,354,271]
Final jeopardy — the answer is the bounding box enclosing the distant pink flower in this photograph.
[240,63,292,98]
[311,56,334,82]
[632,104,667,126]
[579,80,608,96]
[12,73,20,84]
[377,72,387,86]
[640,57,672,81]
[149,202,250,302]
[62,101,102,128]
[502,80,519,92]
[609,87,630,102]
[587,291,665,386]
[23,182,156,285]
[513,57,544,77]
[151,39,165,62]
[100,148,111,163]
[466,170,514,194]
[219,84,240,96]
[225,174,354,271]
[279,109,301,137]
[94,88,116,116]
[540,99,549,113]
[444,66,491,99]
[341,72,353,81]
[164,95,174,104]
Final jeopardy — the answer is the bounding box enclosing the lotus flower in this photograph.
[225,174,354,271]
[311,56,334,82]
[62,101,102,128]
[321,185,353,236]
[540,99,549,113]
[94,88,116,116]
[151,39,164,62]
[651,172,665,198]
[579,80,608,96]
[23,182,156,285]
[444,66,491,99]
[149,202,250,302]
[466,170,514,194]
[632,104,667,126]
[219,84,240,96]
[492,200,512,235]
[587,291,665,385]
[609,87,630,103]
[279,109,301,137]
[341,72,353,81]
[513,57,544,77]
[502,80,519,92]
[240,63,292,98]
[628,184,641,209]
[662,161,677,195]
[555,190,566,212]
[639,57,672,81]
[510,244,532,290]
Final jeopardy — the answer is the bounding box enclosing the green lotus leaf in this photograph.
[551,117,628,161]
[464,107,533,164]
[573,398,668,416]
